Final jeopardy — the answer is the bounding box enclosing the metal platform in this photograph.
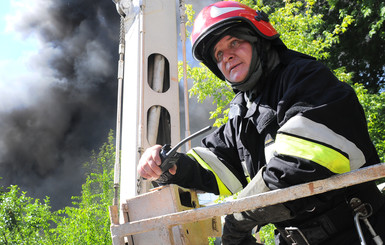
[110,163,385,244]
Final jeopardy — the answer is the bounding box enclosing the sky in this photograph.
[0,0,40,112]
[0,1,33,61]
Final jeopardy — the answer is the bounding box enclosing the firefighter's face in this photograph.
[213,35,252,83]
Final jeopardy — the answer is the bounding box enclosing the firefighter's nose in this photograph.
[222,51,234,62]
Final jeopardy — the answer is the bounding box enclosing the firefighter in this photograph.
[138,1,385,244]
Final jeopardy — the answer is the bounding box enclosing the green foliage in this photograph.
[0,130,116,245]
[179,61,234,127]
[208,236,216,245]
[322,0,385,92]
[353,84,385,163]
[326,0,384,39]
[267,0,354,60]
[185,4,195,27]
[50,130,115,244]
[0,185,53,245]
[261,0,385,92]
[259,223,276,245]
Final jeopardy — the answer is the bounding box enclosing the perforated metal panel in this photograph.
[119,0,180,218]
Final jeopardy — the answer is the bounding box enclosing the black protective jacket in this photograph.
[162,49,385,244]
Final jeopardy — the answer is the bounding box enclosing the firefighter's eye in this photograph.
[216,51,223,63]
[230,39,239,48]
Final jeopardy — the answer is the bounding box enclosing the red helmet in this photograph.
[191,1,279,79]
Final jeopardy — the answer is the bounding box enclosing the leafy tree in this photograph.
[0,185,54,245]
[50,130,115,244]
[354,84,385,163]
[323,0,385,92]
[0,131,116,245]
[261,0,385,92]
[259,223,276,245]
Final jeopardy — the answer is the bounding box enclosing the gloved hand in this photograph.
[221,167,294,245]
[156,144,182,184]
[159,144,181,173]
[156,170,175,184]
[222,213,259,245]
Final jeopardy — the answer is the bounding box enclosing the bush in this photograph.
[0,130,116,245]
[49,130,115,244]
[0,185,53,245]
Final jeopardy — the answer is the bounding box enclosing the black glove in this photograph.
[222,213,259,245]
[159,144,181,173]
[156,144,182,184]
[156,171,174,184]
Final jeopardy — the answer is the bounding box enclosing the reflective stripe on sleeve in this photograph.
[188,147,243,196]
[278,115,365,171]
[264,142,276,165]
[275,133,350,173]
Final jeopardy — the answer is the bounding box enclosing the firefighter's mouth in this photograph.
[229,63,241,72]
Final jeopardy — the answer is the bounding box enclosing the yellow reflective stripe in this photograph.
[279,115,365,170]
[275,134,350,174]
[188,150,232,196]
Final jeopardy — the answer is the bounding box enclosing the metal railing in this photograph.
[110,163,385,244]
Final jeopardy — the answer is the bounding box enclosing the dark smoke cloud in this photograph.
[0,0,218,210]
[0,0,120,210]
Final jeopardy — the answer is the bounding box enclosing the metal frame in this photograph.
[110,163,385,244]
[118,0,180,209]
